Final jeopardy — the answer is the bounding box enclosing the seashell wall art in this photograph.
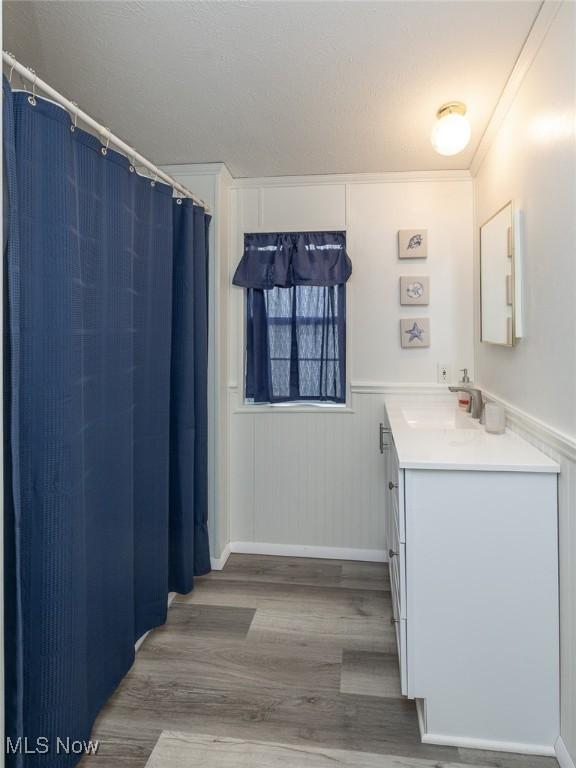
[398,229,428,259]
[400,276,429,305]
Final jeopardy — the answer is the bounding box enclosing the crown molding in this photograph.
[160,166,471,187]
[161,162,232,177]
[470,0,563,176]
[231,170,472,189]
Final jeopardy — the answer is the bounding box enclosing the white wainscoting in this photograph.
[229,384,447,557]
[227,172,474,561]
[481,390,576,768]
[229,387,387,552]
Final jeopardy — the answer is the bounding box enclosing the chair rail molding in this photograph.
[350,382,452,396]
[481,389,576,463]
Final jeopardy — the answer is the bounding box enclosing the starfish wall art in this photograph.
[400,318,430,348]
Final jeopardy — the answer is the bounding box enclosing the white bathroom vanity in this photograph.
[383,395,560,755]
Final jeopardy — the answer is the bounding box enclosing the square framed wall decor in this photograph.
[398,229,428,259]
[400,318,430,348]
[400,276,429,305]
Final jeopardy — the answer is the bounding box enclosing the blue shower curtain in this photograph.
[169,201,212,592]
[3,78,211,766]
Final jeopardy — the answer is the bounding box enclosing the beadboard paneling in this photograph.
[558,457,574,765]
[229,388,387,551]
[229,394,256,542]
[503,415,575,764]
[479,390,576,765]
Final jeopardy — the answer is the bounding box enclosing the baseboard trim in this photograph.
[416,699,426,737]
[421,731,555,757]
[416,699,556,757]
[556,737,576,768]
[229,541,387,563]
[211,543,231,571]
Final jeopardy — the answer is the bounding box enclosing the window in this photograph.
[233,231,352,405]
[246,283,346,403]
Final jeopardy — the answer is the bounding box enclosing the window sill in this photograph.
[234,401,354,414]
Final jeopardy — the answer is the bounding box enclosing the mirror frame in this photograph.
[480,200,517,347]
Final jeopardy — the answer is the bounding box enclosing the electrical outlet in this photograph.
[437,363,450,384]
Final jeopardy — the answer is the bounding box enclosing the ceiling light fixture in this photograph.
[431,102,471,156]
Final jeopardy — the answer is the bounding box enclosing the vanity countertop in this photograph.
[384,395,560,473]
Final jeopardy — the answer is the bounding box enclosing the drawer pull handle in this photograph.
[390,617,399,625]
[388,481,398,490]
[388,548,399,558]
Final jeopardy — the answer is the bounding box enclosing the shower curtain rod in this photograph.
[2,51,212,212]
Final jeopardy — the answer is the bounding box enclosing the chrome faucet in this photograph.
[448,385,484,419]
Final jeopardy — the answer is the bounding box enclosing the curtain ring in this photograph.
[27,68,37,106]
[100,128,111,156]
[128,149,136,173]
[6,52,16,85]
[151,173,158,188]
[69,101,79,132]
[176,197,183,205]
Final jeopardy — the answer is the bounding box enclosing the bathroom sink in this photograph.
[384,396,559,472]
[400,404,479,430]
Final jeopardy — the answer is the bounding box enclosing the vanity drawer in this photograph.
[388,457,405,542]
[390,491,403,545]
[390,542,408,695]
[389,440,400,490]
[389,508,406,620]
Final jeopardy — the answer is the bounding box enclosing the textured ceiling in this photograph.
[3,0,542,177]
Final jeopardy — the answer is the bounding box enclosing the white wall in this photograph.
[474,3,576,437]
[228,173,474,554]
[473,3,576,763]
[161,163,232,560]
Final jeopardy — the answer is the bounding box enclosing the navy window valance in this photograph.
[234,231,350,404]
[233,231,352,289]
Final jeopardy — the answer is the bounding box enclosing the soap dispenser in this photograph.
[456,368,472,410]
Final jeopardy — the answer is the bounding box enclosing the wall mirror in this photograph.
[480,201,523,346]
